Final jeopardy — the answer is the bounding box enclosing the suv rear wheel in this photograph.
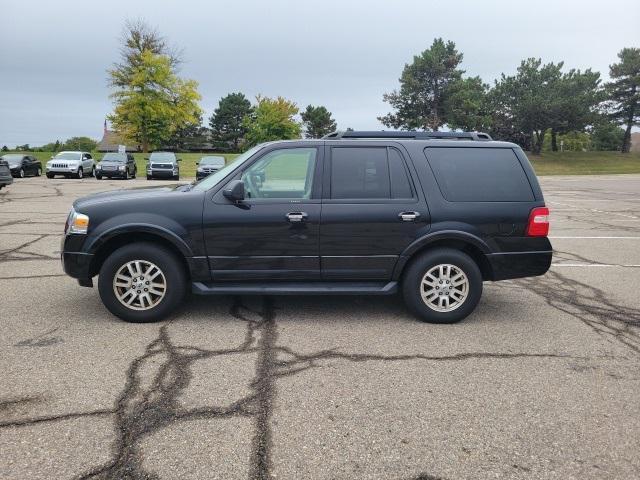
[98,242,186,323]
[402,248,482,324]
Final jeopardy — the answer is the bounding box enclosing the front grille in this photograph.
[102,165,117,171]
[152,163,174,169]
[51,163,68,168]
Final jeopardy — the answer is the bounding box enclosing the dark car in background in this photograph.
[0,158,13,190]
[1,154,42,178]
[146,152,180,180]
[96,152,137,180]
[61,131,552,324]
[196,155,226,180]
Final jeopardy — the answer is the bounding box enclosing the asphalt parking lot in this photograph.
[1,175,639,480]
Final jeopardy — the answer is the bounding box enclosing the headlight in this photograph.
[119,165,126,171]
[65,209,89,235]
[96,164,102,169]
[197,167,204,172]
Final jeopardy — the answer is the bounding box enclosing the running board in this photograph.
[192,281,398,296]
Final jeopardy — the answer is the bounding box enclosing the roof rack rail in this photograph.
[322,130,492,141]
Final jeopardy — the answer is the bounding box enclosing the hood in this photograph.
[73,185,183,210]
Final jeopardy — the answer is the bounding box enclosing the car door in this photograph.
[203,144,323,281]
[83,153,93,170]
[320,144,429,280]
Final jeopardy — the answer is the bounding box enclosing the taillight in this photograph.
[526,207,550,237]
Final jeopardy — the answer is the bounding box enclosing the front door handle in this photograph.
[398,211,420,222]
[286,212,308,223]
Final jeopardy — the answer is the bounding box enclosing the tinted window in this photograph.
[389,148,413,199]
[331,147,390,199]
[241,148,317,199]
[425,147,534,202]
[150,152,176,162]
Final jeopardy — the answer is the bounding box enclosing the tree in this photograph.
[110,19,181,89]
[444,76,492,132]
[243,96,301,147]
[301,105,337,138]
[605,48,640,153]
[108,50,202,152]
[590,119,625,151]
[548,69,602,151]
[491,59,564,154]
[167,112,209,150]
[1,146,8,152]
[209,93,253,151]
[378,38,464,131]
[63,136,98,151]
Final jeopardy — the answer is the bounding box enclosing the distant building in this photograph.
[631,132,640,153]
[97,120,139,152]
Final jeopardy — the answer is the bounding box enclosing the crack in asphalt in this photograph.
[14,327,64,347]
[0,295,588,480]
[517,270,640,354]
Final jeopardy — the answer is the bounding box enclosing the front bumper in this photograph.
[148,169,178,178]
[47,166,79,174]
[98,169,127,178]
[61,251,94,284]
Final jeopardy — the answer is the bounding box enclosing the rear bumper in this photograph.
[486,250,552,281]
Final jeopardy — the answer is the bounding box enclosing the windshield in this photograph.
[200,156,225,166]
[54,152,81,160]
[101,153,127,163]
[2,154,23,163]
[193,145,264,192]
[149,152,176,162]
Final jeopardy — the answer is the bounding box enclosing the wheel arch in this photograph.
[393,231,494,281]
[88,229,191,279]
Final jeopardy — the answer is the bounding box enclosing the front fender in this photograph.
[84,213,195,257]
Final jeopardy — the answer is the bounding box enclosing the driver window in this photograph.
[241,148,317,200]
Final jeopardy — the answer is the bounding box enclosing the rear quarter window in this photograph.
[424,147,534,202]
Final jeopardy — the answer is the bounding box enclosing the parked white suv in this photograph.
[46,151,96,179]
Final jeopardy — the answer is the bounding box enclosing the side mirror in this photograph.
[223,180,245,202]
[177,158,182,162]
[144,157,149,161]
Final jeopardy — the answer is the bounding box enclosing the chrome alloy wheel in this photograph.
[420,264,469,312]
[113,260,167,311]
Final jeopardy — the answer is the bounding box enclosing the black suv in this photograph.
[95,152,137,180]
[61,131,552,324]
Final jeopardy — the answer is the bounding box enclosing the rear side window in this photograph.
[424,147,534,202]
[330,147,413,199]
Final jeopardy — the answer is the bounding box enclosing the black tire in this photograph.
[35,167,41,177]
[19,168,25,178]
[147,175,152,180]
[46,173,54,179]
[75,167,83,179]
[402,248,483,324]
[173,175,179,181]
[98,242,187,323]
[124,169,129,180]
[131,167,137,179]
[95,173,102,180]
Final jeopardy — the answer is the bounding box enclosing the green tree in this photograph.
[378,38,464,131]
[63,136,98,151]
[110,19,181,89]
[167,112,209,150]
[549,69,602,151]
[605,48,640,153]
[108,50,202,152]
[491,59,564,154]
[444,76,492,132]
[590,119,626,151]
[209,92,253,151]
[301,105,337,138]
[243,96,301,147]
[1,146,8,152]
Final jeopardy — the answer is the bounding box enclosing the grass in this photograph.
[11,150,640,177]
[527,151,640,176]
[24,151,240,178]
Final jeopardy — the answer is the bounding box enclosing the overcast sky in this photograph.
[1,0,638,147]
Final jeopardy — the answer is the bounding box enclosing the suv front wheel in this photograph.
[402,248,482,324]
[98,242,187,323]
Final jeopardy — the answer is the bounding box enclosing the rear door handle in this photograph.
[286,212,308,223]
[398,211,420,222]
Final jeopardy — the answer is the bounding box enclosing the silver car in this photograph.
[46,151,96,179]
